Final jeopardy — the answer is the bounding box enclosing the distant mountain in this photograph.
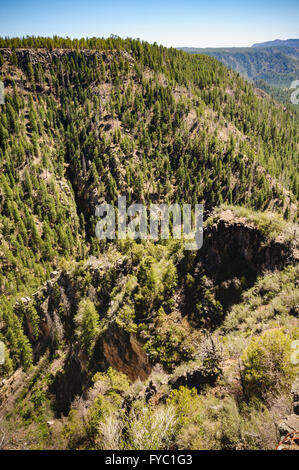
[179,46,299,87]
[252,39,299,48]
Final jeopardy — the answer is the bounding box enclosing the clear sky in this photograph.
[1,0,299,48]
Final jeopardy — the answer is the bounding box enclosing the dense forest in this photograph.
[0,36,298,450]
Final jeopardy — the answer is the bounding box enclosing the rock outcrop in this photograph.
[197,210,298,310]
[92,322,151,381]
[277,376,299,450]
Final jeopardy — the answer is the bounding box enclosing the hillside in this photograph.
[0,37,298,450]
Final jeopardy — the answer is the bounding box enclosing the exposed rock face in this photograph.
[197,213,298,310]
[204,217,297,280]
[0,48,115,69]
[92,322,151,381]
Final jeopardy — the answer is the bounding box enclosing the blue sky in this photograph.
[1,0,299,48]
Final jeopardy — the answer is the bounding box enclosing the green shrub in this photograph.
[241,329,297,399]
[167,386,201,429]
[92,367,130,396]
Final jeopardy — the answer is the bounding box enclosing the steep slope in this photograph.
[0,206,298,449]
[0,44,298,297]
[0,37,298,450]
